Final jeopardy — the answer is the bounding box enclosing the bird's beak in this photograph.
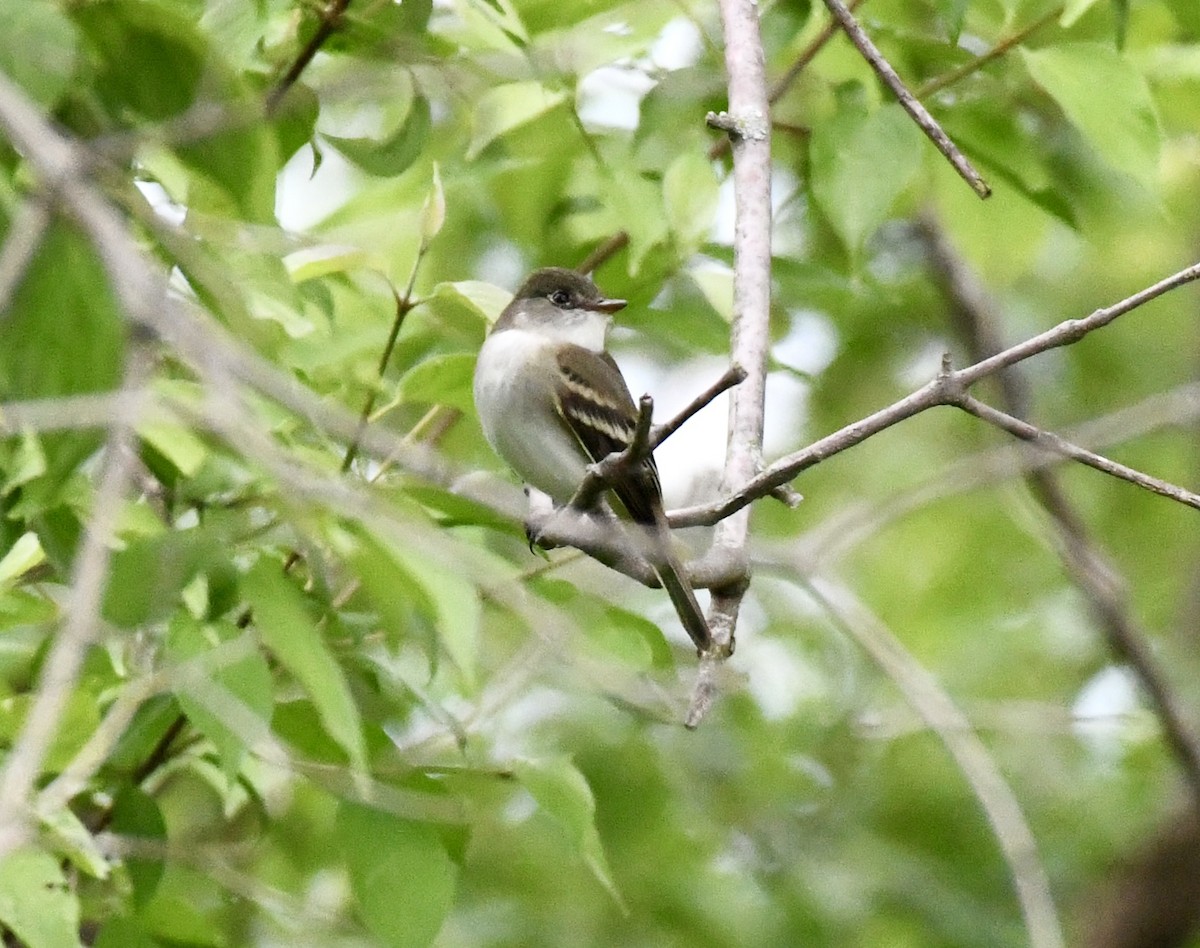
[591,297,627,314]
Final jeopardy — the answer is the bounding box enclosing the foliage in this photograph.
[0,0,1199,945]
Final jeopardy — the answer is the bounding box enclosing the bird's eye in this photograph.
[550,290,572,307]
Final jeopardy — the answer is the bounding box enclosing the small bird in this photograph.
[473,267,712,654]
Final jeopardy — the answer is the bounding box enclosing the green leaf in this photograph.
[466,82,567,159]
[336,802,457,948]
[663,151,719,253]
[420,162,446,243]
[71,0,277,221]
[394,352,477,413]
[0,849,84,948]
[326,96,431,178]
[0,0,78,108]
[165,615,273,776]
[1021,43,1160,185]
[0,220,124,489]
[429,280,510,327]
[138,421,209,479]
[515,758,624,907]
[241,560,366,773]
[809,103,924,253]
[934,0,970,41]
[342,527,481,688]
[0,532,45,588]
[109,786,167,907]
[103,529,220,628]
[94,916,160,948]
[391,544,481,689]
[1060,0,1104,27]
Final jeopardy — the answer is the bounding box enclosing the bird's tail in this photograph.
[649,508,712,654]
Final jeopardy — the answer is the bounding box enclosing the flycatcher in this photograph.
[473,267,712,654]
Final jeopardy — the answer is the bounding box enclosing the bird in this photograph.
[473,267,712,654]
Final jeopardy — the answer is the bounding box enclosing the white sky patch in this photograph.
[1071,665,1146,760]
[735,633,825,721]
[774,309,840,377]
[134,179,186,226]
[713,165,802,246]
[577,65,657,131]
[650,17,704,71]
[276,143,362,232]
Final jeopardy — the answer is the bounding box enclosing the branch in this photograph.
[917,217,1200,814]
[576,231,629,275]
[803,382,1200,568]
[820,0,991,198]
[650,364,746,449]
[567,395,655,513]
[915,6,1062,100]
[265,0,353,115]
[689,0,775,726]
[957,395,1200,511]
[671,259,1200,528]
[708,0,867,160]
[0,345,152,859]
[803,576,1065,948]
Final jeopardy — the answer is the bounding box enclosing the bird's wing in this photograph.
[553,343,662,523]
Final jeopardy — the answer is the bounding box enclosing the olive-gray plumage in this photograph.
[473,267,712,653]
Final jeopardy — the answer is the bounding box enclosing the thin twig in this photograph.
[265,0,354,115]
[957,395,1200,510]
[821,0,991,198]
[568,396,655,513]
[918,216,1200,813]
[803,382,1200,567]
[915,6,1063,100]
[650,364,746,449]
[576,232,629,275]
[342,284,417,473]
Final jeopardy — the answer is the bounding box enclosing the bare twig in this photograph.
[265,0,353,115]
[918,218,1200,813]
[342,284,418,473]
[915,6,1063,100]
[821,0,991,198]
[803,576,1065,948]
[671,259,1200,528]
[576,232,629,275]
[650,364,746,449]
[957,395,1200,510]
[803,383,1200,567]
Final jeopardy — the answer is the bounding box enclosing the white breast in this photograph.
[473,329,590,502]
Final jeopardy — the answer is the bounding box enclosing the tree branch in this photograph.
[803,576,1065,948]
[0,345,152,858]
[956,394,1200,511]
[265,0,353,115]
[820,0,991,198]
[671,259,1200,528]
[689,0,774,726]
[918,215,1200,814]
